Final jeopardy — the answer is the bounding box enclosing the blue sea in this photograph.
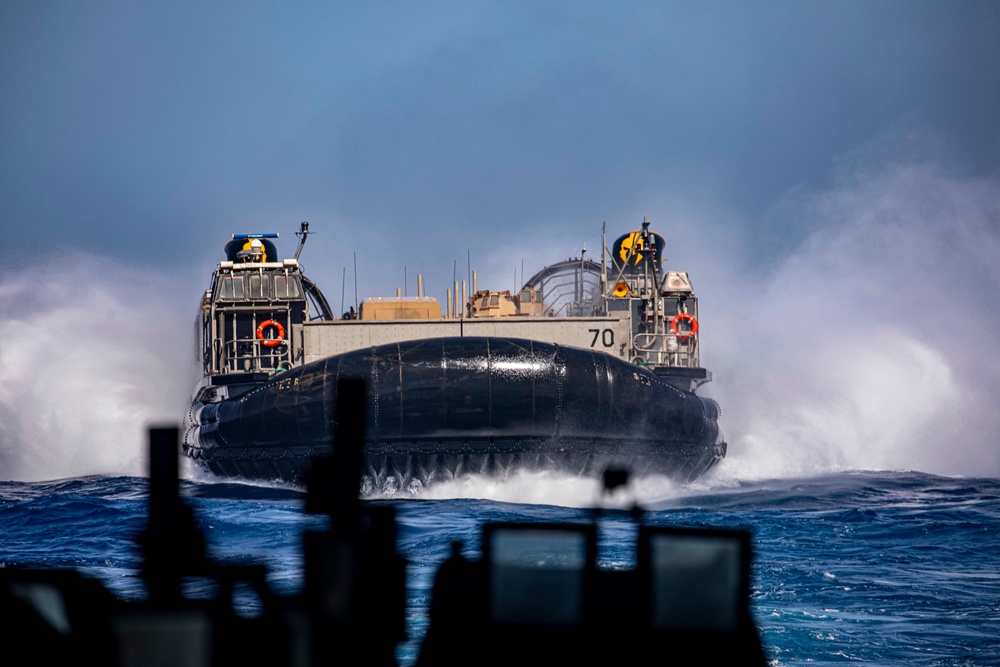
[1,469,997,666]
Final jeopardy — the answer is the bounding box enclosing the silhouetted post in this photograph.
[140,426,208,606]
[305,377,365,525]
[304,377,406,666]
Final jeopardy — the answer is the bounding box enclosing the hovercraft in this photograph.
[182,220,726,490]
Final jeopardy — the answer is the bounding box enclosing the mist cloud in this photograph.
[0,256,195,481]
[706,138,1000,479]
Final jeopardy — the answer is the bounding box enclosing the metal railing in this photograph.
[630,332,699,368]
[220,335,292,373]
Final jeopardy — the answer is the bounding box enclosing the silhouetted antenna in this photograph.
[601,465,629,493]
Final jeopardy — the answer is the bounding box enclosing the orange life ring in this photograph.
[256,319,286,347]
[670,313,699,340]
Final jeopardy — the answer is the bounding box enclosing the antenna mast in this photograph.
[601,221,607,301]
[294,221,314,260]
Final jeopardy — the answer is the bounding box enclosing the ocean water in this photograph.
[1,469,998,666]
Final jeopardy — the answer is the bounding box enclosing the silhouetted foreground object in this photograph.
[0,378,764,666]
[0,568,120,664]
[417,507,766,666]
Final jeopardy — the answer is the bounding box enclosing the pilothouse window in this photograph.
[218,275,245,300]
[273,275,301,299]
[247,273,268,299]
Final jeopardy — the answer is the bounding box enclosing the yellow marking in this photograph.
[618,231,644,264]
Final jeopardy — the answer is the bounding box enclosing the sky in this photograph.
[1,1,999,482]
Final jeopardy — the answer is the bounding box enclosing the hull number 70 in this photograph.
[589,328,615,348]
